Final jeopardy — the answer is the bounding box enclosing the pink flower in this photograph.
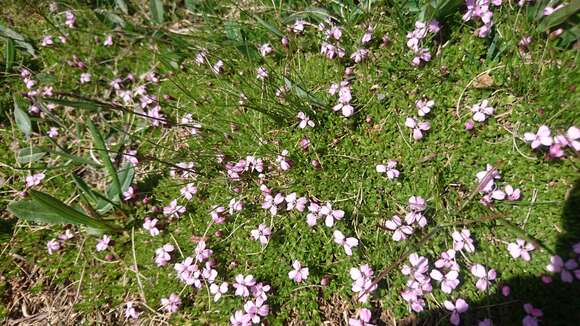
[507,239,534,261]
[478,318,493,326]
[522,303,543,326]
[476,164,501,193]
[326,26,342,40]
[209,282,228,302]
[124,302,140,319]
[163,199,186,218]
[195,48,207,65]
[80,73,91,84]
[402,253,429,279]
[180,183,198,200]
[41,35,54,47]
[416,98,434,116]
[408,196,426,212]
[471,264,496,291]
[143,217,160,236]
[228,198,243,215]
[160,293,181,313]
[25,173,45,188]
[122,186,136,201]
[333,230,359,256]
[546,255,578,282]
[404,117,430,140]
[291,20,306,33]
[444,298,469,325]
[276,150,292,171]
[452,229,475,252]
[471,100,494,122]
[47,127,59,138]
[350,264,377,302]
[259,43,273,56]
[297,111,315,128]
[96,235,111,251]
[430,269,460,293]
[435,249,460,271]
[524,125,553,149]
[243,297,269,324]
[47,239,60,255]
[251,224,272,245]
[504,185,521,201]
[123,150,138,165]
[350,48,369,63]
[155,244,174,266]
[64,11,76,28]
[361,26,373,44]
[376,160,400,179]
[348,308,373,326]
[256,66,268,80]
[384,215,414,241]
[285,193,307,212]
[103,35,113,46]
[319,203,344,227]
[234,274,256,297]
[543,4,565,16]
[288,260,309,283]
[230,309,251,326]
[58,229,74,241]
[212,60,224,74]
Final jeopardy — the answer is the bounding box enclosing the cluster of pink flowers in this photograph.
[230,275,271,325]
[19,68,57,115]
[463,0,503,38]
[329,80,354,117]
[225,156,265,181]
[350,264,377,302]
[319,22,346,60]
[476,164,521,206]
[406,20,440,66]
[174,241,216,288]
[46,229,74,255]
[545,242,580,283]
[383,196,427,241]
[524,125,579,159]
[400,253,432,312]
[375,160,400,180]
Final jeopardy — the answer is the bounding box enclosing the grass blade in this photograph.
[87,120,122,202]
[150,0,165,24]
[5,38,15,72]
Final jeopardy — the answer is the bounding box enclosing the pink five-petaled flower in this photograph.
[376,160,400,180]
[507,239,535,261]
[228,198,243,215]
[405,117,430,140]
[401,253,429,279]
[288,260,309,283]
[524,125,553,149]
[430,269,460,294]
[230,309,251,326]
[319,202,345,227]
[444,298,469,326]
[348,308,373,326]
[209,282,228,302]
[350,48,369,63]
[155,244,174,266]
[210,205,227,224]
[47,239,60,255]
[435,249,460,271]
[416,98,434,117]
[96,235,111,251]
[471,100,494,122]
[522,303,543,326]
[47,127,59,138]
[384,215,414,241]
[504,185,521,201]
[256,66,268,80]
[143,217,160,236]
[160,293,181,313]
[333,230,359,256]
[163,199,186,218]
[452,229,475,253]
[285,193,307,212]
[233,274,256,297]
[251,224,272,245]
[25,173,45,188]
[124,302,140,319]
[297,111,315,128]
[546,255,578,283]
[276,150,292,171]
[470,264,497,291]
[244,297,270,324]
[180,183,198,200]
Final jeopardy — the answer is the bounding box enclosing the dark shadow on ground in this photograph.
[395,178,580,326]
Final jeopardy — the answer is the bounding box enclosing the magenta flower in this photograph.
[405,117,430,140]
[124,302,140,319]
[163,199,186,218]
[408,196,426,212]
[25,173,45,188]
[416,98,434,116]
[96,235,111,252]
[251,224,272,245]
[297,111,315,128]
[122,186,136,201]
[160,293,181,313]
[251,282,271,301]
[452,229,475,253]
[471,100,494,122]
[291,20,306,33]
[471,264,496,291]
[288,260,309,283]
[326,26,342,40]
[444,298,469,326]
[333,230,359,256]
[47,239,60,255]
[524,125,553,149]
[507,239,535,261]
[228,198,243,215]
[174,257,199,286]
[180,183,198,200]
[234,274,256,297]
[384,215,414,241]
[376,160,400,179]
[522,303,543,326]
[348,308,373,326]
[143,217,160,236]
[209,282,228,302]
[430,269,459,294]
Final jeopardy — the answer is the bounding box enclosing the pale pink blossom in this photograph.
[80,73,91,84]
[143,217,160,236]
[47,127,59,138]
[430,269,460,293]
[471,100,494,122]
[180,183,198,200]
[471,264,496,291]
[384,215,414,241]
[161,293,181,313]
[444,298,469,325]
[47,239,60,255]
[405,117,430,140]
[452,229,475,252]
[288,260,309,283]
[297,111,315,128]
[233,274,256,297]
[163,200,186,218]
[348,308,373,326]
[209,282,228,302]
[26,173,45,188]
[522,303,543,326]
[524,125,553,149]
[376,160,400,179]
[251,224,272,245]
[259,43,273,56]
[507,239,534,261]
[333,230,358,256]
[124,302,140,319]
[416,98,434,116]
[96,235,111,251]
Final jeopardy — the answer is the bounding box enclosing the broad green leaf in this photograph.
[13,95,31,137]
[16,147,47,164]
[539,2,580,30]
[0,23,36,56]
[7,190,117,231]
[87,120,122,202]
[96,164,134,214]
[150,0,165,24]
[71,174,99,205]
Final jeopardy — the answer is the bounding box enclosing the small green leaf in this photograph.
[150,0,165,24]
[7,190,117,231]
[5,38,15,72]
[251,14,283,38]
[0,23,36,56]
[16,147,47,164]
[96,164,134,214]
[13,95,32,137]
[87,120,122,202]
